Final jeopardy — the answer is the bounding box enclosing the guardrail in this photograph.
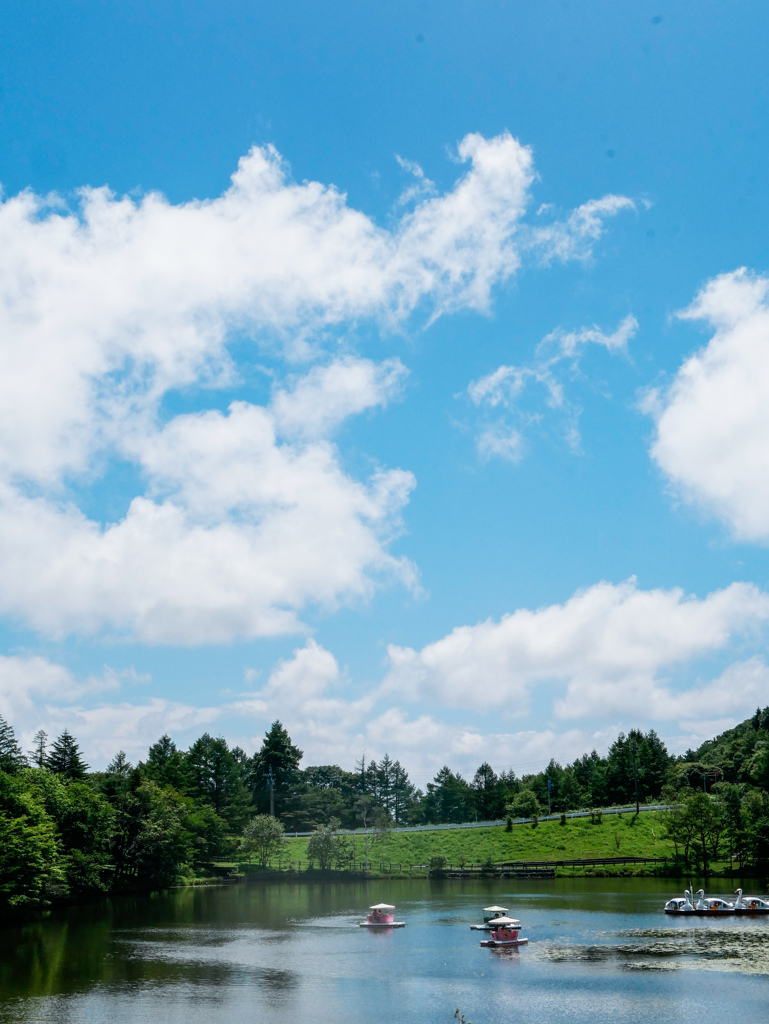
[285,804,672,838]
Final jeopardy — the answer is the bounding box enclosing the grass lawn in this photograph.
[272,811,674,874]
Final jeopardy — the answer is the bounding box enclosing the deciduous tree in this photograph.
[242,814,285,867]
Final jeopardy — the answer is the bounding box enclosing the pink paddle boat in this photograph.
[480,915,528,948]
[358,903,406,928]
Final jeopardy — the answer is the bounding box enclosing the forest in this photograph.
[2,708,769,912]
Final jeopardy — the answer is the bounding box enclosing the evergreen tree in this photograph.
[142,734,188,791]
[28,729,48,768]
[249,721,303,816]
[101,751,134,806]
[107,751,132,777]
[377,753,395,814]
[472,762,501,819]
[46,730,89,779]
[391,760,416,824]
[0,715,25,774]
[230,745,251,784]
[186,733,250,828]
[423,766,475,823]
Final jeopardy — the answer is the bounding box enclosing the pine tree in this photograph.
[142,734,188,791]
[46,729,89,779]
[107,751,132,776]
[29,729,48,768]
[186,733,250,829]
[391,760,416,824]
[377,753,395,814]
[249,721,303,815]
[0,715,25,774]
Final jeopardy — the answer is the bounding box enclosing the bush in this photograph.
[507,789,541,821]
[242,814,285,868]
[560,813,566,826]
[306,818,342,870]
[429,854,448,875]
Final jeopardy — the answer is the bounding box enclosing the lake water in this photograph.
[2,878,769,1024]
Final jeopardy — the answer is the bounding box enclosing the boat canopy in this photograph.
[483,906,508,913]
[489,917,520,927]
[369,903,395,910]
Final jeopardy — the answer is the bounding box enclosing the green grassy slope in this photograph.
[278,811,673,871]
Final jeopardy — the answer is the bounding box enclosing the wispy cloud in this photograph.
[468,314,637,459]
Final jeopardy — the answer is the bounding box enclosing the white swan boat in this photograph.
[664,887,769,915]
[733,888,769,914]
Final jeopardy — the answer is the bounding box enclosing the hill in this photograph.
[274,810,673,875]
[680,705,769,789]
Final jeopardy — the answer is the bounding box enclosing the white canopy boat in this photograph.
[471,906,510,930]
[358,903,406,928]
[480,916,528,948]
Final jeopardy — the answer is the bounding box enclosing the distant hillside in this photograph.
[680,706,769,788]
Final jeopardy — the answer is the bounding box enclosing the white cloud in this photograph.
[476,425,525,463]
[0,407,416,642]
[531,194,636,263]
[2,629,765,774]
[0,654,219,764]
[468,314,636,458]
[646,268,769,542]
[49,699,222,766]
[234,639,378,766]
[384,578,769,714]
[537,314,638,360]
[0,654,115,725]
[0,133,630,644]
[271,356,408,439]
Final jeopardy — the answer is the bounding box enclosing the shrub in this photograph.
[429,854,448,875]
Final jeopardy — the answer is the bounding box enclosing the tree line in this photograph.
[2,708,769,911]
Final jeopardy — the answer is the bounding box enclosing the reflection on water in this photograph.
[1,878,769,1024]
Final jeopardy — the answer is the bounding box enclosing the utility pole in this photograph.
[268,767,275,817]
[547,778,552,817]
[630,740,640,815]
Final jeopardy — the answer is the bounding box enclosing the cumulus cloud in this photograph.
[0,133,629,644]
[3,622,766,773]
[646,268,769,542]
[384,578,769,713]
[229,643,622,777]
[468,314,637,458]
[0,653,220,764]
[233,639,380,766]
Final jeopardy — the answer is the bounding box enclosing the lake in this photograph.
[1,878,768,1024]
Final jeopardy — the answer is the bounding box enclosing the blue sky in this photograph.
[2,1,769,782]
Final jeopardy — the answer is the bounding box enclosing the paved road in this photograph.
[288,803,671,838]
